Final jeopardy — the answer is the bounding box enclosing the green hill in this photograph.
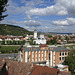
[0,24,33,36]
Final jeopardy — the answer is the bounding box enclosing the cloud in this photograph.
[6,0,26,15]
[25,0,67,16]
[21,0,45,7]
[52,20,69,26]
[1,19,75,33]
[1,19,41,27]
[56,0,75,16]
[0,20,17,25]
[24,20,41,27]
[26,5,67,16]
[52,17,75,26]
[24,25,75,33]
[26,0,75,16]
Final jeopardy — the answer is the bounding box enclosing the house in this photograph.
[0,58,32,75]
[29,65,59,75]
[56,64,69,71]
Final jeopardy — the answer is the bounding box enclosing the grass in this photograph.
[0,46,19,54]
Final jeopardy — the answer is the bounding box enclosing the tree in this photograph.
[29,37,34,45]
[48,35,52,38]
[0,0,8,21]
[50,37,57,45]
[64,49,75,75]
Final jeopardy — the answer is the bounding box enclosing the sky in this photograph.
[0,0,75,33]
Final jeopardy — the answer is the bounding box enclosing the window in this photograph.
[59,57,61,60]
[65,52,67,55]
[60,52,61,56]
[65,57,66,60]
[68,52,69,55]
[62,57,64,60]
[62,52,64,56]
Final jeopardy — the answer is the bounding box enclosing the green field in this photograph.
[0,46,19,54]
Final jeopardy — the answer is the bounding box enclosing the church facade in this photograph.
[33,30,46,44]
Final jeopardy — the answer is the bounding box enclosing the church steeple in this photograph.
[34,30,37,39]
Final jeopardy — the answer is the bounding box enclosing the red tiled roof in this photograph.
[0,58,32,75]
[30,65,59,75]
[39,44,48,47]
[59,71,71,75]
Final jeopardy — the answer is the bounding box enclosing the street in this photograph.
[0,53,18,59]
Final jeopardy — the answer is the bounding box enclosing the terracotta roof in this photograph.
[59,71,71,75]
[30,65,59,75]
[7,60,32,75]
[39,44,48,47]
[0,58,32,75]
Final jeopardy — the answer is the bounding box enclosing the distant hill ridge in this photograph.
[0,24,33,36]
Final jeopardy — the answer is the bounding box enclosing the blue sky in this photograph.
[1,0,75,33]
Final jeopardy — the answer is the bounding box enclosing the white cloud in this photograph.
[24,20,41,27]
[26,0,75,16]
[53,20,69,26]
[56,0,75,16]
[1,19,41,27]
[6,0,26,15]
[24,25,75,33]
[26,5,67,16]
[21,0,45,7]
[67,18,75,25]
[7,0,75,17]
[0,20,17,25]
[52,17,75,26]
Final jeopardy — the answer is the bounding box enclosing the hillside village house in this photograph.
[0,35,25,45]
[19,44,71,68]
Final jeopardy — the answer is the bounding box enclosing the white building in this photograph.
[56,64,69,71]
[33,30,46,44]
[25,34,29,40]
[34,30,37,39]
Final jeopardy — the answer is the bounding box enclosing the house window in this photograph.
[60,52,61,56]
[62,57,64,60]
[62,52,64,56]
[68,52,69,55]
[65,57,66,60]
[65,52,67,55]
[59,57,61,60]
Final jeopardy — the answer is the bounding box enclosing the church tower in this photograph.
[34,30,37,39]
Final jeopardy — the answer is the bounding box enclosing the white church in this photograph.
[33,30,46,44]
